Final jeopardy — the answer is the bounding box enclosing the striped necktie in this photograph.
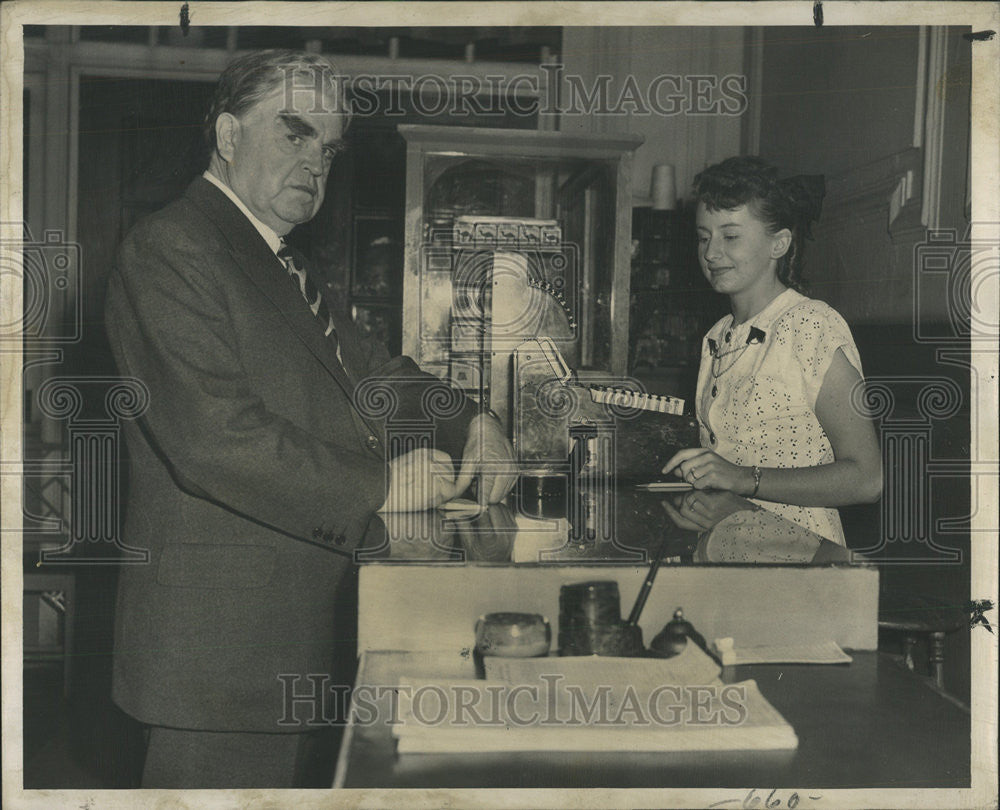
[277,241,337,342]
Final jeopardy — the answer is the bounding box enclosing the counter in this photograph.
[333,485,970,792]
[357,483,854,566]
[334,649,969,789]
[354,485,877,653]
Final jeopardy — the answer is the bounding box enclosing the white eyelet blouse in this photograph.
[695,288,865,545]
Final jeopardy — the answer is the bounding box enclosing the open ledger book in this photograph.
[393,643,798,754]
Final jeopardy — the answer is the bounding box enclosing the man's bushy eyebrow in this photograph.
[278,111,346,152]
[278,113,316,138]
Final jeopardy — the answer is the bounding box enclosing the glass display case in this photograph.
[399,125,643,431]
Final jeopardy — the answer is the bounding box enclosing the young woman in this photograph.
[662,156,881,546]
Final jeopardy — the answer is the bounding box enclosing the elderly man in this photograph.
[105,50,514,788]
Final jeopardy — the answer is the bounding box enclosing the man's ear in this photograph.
[771,228,792,259]
[215,113,240,163]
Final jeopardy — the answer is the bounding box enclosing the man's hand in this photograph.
[451,413,517,504]
[455,503,518,561]
[378,448,458,513]
[661,489,756,532]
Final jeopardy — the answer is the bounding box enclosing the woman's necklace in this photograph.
[710,288,784,396]
[710,317,754,397]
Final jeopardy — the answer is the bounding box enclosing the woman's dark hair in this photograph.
[692,156,825,292]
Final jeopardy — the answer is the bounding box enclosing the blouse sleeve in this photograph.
[776,302,864,410]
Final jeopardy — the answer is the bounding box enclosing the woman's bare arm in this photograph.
[663,348,882,507]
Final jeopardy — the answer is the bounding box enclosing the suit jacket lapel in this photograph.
[184,178,358,397]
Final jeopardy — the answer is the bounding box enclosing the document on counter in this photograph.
[393,644,797,754]
[393,676,797,754]
[633,481,693,492]
[712,637,853,665]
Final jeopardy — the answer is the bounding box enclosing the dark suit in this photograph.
[105,177,473,783]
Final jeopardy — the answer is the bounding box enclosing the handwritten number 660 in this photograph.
[743,789,800,809]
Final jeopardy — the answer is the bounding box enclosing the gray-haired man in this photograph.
[106,49,513,787]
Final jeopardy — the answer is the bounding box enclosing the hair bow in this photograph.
[780,174,826,238]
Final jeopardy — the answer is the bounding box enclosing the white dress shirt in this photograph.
[203,170,282,255]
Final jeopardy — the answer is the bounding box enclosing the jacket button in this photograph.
[334,534,347,546]
[709,432,716,444]
[365,435,380,450]
[311,527,323,539]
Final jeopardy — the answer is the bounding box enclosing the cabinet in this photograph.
[300,118,542,358]
[341,125,407,355]
[348,212,404,356]
[399,125,643,429]
[629,207,726,399]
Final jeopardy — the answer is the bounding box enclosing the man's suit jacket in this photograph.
[105,177,475,732]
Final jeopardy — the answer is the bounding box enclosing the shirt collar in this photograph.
[203,170,283,255]
[726,288,802,334]
[752,288,803,330]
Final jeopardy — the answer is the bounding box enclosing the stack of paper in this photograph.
[392,645,797,754]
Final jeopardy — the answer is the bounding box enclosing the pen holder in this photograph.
[559,580,621,626]
[557,580,645,657]
[559,621,645,657]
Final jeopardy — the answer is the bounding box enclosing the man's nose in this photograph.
[301,144,324,176]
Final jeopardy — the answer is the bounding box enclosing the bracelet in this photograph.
[749,465,762,498]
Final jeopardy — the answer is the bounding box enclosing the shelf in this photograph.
[398,124,644,157]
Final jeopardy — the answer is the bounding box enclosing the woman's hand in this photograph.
[661,489,756,532]
[662,447,754,495]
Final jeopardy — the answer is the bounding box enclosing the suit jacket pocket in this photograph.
[156,543,278,589]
